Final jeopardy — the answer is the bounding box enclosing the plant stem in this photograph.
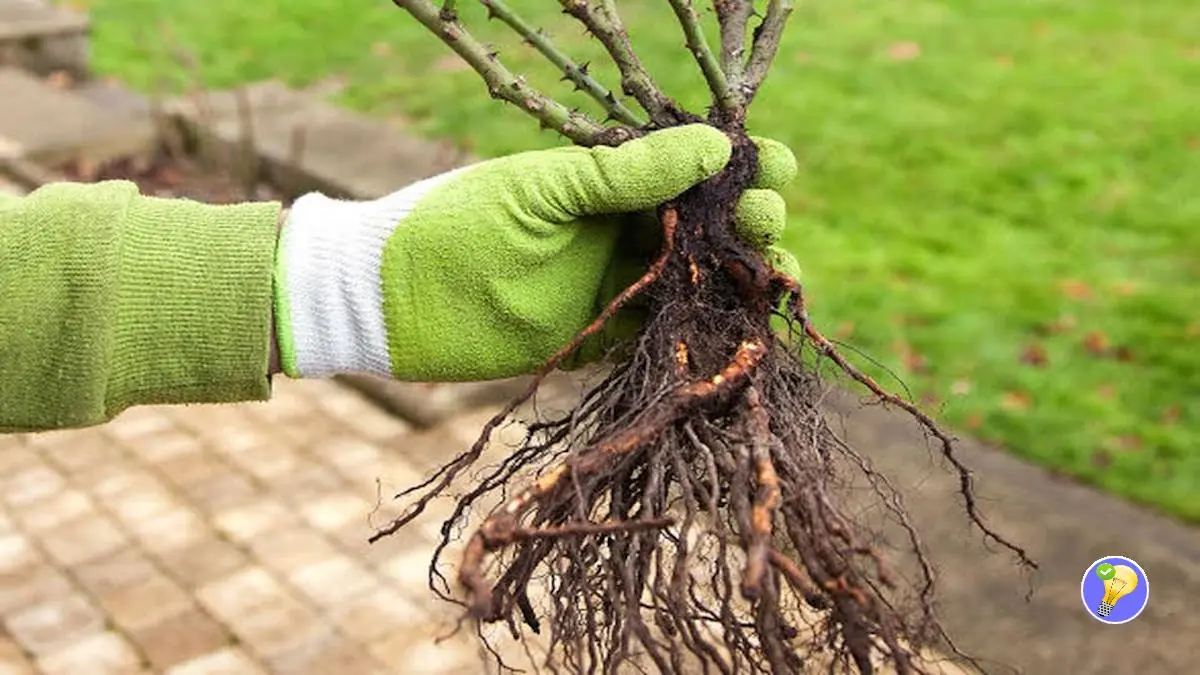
[480,0,644,126]
[714,0,754,88]
[559,0,683,127]
[743,0,793,101]
[666,0,735,115]
[391,0,607,144]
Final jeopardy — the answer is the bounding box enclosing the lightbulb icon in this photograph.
[1096,563,1138,618]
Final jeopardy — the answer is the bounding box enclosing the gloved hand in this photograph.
[274,124,799,382]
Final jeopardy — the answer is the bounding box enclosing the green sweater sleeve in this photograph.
[0,181,280,432]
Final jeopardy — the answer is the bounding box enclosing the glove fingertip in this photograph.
[749,137,798,190]
[734,189,786,248]
[765,245,803,282]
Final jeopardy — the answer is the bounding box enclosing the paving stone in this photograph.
[285,556,377,609]
[94,572,193,633]
[124,430,204,466]
[38,435,124,475]
[104,407,178,442]
[195,567,291,624]
[0,634,35,674]
[212,499,298,545]
[222,442,303,482]
[8,488,92,533]
[34,513,129,567]
[260,461,345,505]
[265,634,381,675]
[101,481,181,527]
[224,598,327,659]
[155,453,229,490]
[155,537,248,589]
[35,631,141,675]
[130,608,231,671]
[4,593,103,656]
[297,491,373,534]
[326,586,427,646]
[0,67,152,166]
[164,647,266,675]
[0,532,37,573]
[246,528,341,577]
[0,562,73,616]
[123,506,210,556]
[0,461,66,508]
[73,548,158,599]
[0,0,88,77]
[180,473,259,514]
[367,628,478,675]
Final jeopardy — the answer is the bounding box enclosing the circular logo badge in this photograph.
[1081,556,1149,624]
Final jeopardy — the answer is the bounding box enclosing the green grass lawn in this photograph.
[73,0,1198,520]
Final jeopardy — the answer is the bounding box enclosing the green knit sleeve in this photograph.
[0,181,280,432]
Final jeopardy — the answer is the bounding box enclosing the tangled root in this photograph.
[369,139,1034,674]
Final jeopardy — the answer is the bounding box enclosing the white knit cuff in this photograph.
[276,192,398,377]
[276,168,473,378]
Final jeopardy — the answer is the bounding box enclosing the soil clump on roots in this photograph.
[376,2,1036,673]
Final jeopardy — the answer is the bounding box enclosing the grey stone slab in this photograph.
[0,0,87,40]
[73,78,151,119]
[0,66,154,166]
[0,0,88,76]
[829,389,1199,674]
[169,80,471,200]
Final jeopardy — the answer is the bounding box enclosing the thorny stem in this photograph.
[715,0,754,86]
[558,0,685,127]
[665,0,735,115]
[743,0,794,102]
[480,0,645,126]
[391,0,606,144]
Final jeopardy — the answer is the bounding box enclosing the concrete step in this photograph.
[166,80,471,200]
[0,0,88,76]
[0,66,154,166]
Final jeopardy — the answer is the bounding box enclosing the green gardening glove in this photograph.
[274,124,799,382]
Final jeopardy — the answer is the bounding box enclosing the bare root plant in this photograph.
[371,1,1036,673]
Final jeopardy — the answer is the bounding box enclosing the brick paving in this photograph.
[0,379,511,675]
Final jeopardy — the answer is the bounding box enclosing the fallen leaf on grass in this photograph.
[951,379,972,396]
[964,412,983,429]
[886,42,921,61]
[1059,279,1093,301]
[1114,435,1143,451]
[1000,391,1032,412]
[1113,345,1134,362]
[435,54,471,72]
[892,341,927,374]
[1019,343,1049,367]
[1035,313,1077,336]
[371,41,392,57]
[1082,330,1111,355]
[1091,450,1112,469]
[1162,405,1182,425]
[1111,280,1140,296]
[833,321,855,340]
[1095,384,1116,400]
